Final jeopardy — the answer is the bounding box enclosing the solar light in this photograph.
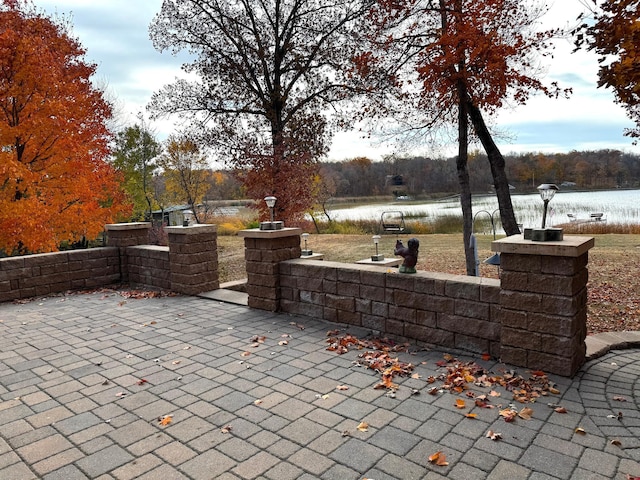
[371,235,384,261]
[301,233,312,256]
[259,196,283,230]
[537,184,558,229]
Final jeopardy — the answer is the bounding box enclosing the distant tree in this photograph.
[579,0,640,141]
[354,0,568,274]
[148,0,373,222]
[0,0,130,254]
[157,136,211,223]
[112,117,161,221]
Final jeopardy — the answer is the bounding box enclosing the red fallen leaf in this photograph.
[554,406,568,414]
[499,408,517,422]
[481,352,491,361]
[530,370,547,377]
[428,451,449,466]
[136,378,148,386]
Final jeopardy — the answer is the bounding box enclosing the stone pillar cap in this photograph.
[238,227,302,238]
[492,234,594,257]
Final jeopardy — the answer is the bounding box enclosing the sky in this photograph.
[35,0,640,162]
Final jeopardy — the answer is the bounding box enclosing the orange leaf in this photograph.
[158,415,172,426]
[465,413,478,419]
[518,407,534,420]
[554,406,568,414]
[428,451,449,466]
[241,351,251,357]
[357,422,369,432]
[481,353,491,361]
[455,399,466,409]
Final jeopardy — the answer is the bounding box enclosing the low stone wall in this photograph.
[0,247,120,302]
[279,259,502,357]
[127,246,171,291]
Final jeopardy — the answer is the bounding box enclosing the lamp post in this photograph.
[259,196,284,230]
[371,235,384,261]
[301,233,312,256]
[537,183,558,229]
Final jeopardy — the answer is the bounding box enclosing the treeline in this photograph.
[317,149,640,198]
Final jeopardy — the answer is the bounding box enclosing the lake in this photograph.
[323,189,640,230]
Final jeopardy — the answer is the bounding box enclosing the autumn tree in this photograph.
[354,0,567,274]
[112,117,161,221]
[578,0,640,141]
[0,0,130,254]
[157,136,211,224]
[148,0,373,222]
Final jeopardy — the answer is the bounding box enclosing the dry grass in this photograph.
[217,233,640,335]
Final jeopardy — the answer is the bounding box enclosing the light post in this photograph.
[259,196,284,230]
[371,235,384,261]
[301,233,312,256]
[537,183,559,228]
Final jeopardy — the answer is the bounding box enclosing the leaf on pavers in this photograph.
[489,390,501,397]
[326,329,341,336]
[115,391,127,397]
[613,396,627,402]
[518,407,534,420]
[428,387,439,395]
[554,406,568,414]
[158,415,172,426]
[289,322,305,330]
[172,360,181,365]
[241,351,251,357]
[341,430,351,437]
[607,412,624,421]
[548,386,561,395]
[627,475,640,480]
[411,388,421,396]
[611,439,622,447]
[336,385,349,391]
[464,413,478,419]
[250,335,266,344]
[455,399,466,409]
[282,333,292,338]
[499,408,517,422]
[102,379,109,385]
[150,321,157,325]
[486,430,502,441]
[357,422,369,432]
[126,354,133,358]
[278,340,288,346]
[411,373,421,379]
[136,379,148,386]
[315,393,330,400]
[481,352,491,361]
[427,376,436,384]
[575,427,586,435]
[475,399,494,409]
[254,399,263,406]
[183,345,191,350]
[221,425,233,434]
[428,451,449,466]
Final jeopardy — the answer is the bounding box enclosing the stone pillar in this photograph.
[105,222,151,283]
[238,228,302,311]
[166,224,219,295]
[492,234,595,376]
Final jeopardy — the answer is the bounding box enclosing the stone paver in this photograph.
[2,292,640,479]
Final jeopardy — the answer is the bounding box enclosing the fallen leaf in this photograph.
[241,351,251,357]
[136,379,148,386]
[278,340,289,346]
[465,413,478,419]
[357,422,369,432]
[341,430,350,437]
[115,391,127,397]
[428,451,449,466]
[611,439,622,447]
[613,396,627,402]
[489,390,501,397]
[427,376,436,384]
[411,373,421,379]
[575,427,586,435]
[254,399,263,405]
[336,385,349,391]
[554,406,568,414]
[158,415,172,426]
[455,399,466,409]
[486,430,502,441]
[549,387,560,395]
[172,360,181,365]
[428,387,438,395]
[499,408,517,422]
[518,407,534,420]
[221,425,232,434]
[481,353,491,361]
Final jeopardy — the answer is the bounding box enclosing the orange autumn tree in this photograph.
[0,0,130,254]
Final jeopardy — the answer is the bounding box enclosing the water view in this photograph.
[324,189,640,231]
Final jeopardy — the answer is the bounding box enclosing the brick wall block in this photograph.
[480,282,501,304]
[496,308,528,329]
[500,290,542,312]
[421,295,455,314]
[388,305,416,324]
[454,299,490,320]
[454,333,489,354]
[169,251,217,265]
[337,281,360,297]
[500,253,541,273]
[372,301,388,317]
[527,351,580,377]
[416,310,436,327]
[361,285,385,302]
[300,290,324,305]
[414,276,435,295]
[385,318,405,336]
[322,280,337,295]
[527,271,588,296]
[499,271,528,292]
[405,325,455,347]
[297,302,324,318]
[325,294,355,312]
[246,272,278,288]
[362,314,385,332]
[248,297,277,311]
[280,275,297,289]
[386,274,415,291]
[539,332,582,356]
[323,307,337,323]
[355,298,371,314]
[500,345,528,367]
[393,290,420,308]
[246,261,279,276]
[245,249,262,262]
[540,289,586,317]
[444,278,480,300]
[527,313,582,337]
[501,326,541,350]
[540,253,588,275]
[360,271,385,287]
[337,310,361,326]
[336,268,361,284]
[438,314,499,340]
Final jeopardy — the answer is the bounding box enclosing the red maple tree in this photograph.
[0,0,130,254]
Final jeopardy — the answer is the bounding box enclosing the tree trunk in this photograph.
[466,100,520,236]
[458,83,476,276]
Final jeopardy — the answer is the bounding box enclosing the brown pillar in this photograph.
[166,225,219,295]
[238,228,302,311]
[105,223,151,283]
[492,235,595,376]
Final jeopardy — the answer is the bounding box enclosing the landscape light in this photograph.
[301,233,312,256]
[259,196,283,230]
[371,235,384,261]
[537,184,558,229]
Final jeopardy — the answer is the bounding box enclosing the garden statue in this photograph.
[394,238,419,273]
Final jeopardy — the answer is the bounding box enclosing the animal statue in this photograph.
[394,238,419,273]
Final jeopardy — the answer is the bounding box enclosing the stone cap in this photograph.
[105,222,151,231]
[165,224,217,235]
[239,227,302,238]
[492,234,594,257]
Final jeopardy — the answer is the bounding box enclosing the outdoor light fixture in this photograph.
[537,183,559,228]
[371,235,384,261]
[301,233,312,256]
[471,209,501,276]
[524,184,563,241]
[259,196,284,230]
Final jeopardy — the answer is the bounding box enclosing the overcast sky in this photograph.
[36,0,639,161]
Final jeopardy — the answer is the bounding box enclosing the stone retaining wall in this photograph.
[280,259,502,357]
